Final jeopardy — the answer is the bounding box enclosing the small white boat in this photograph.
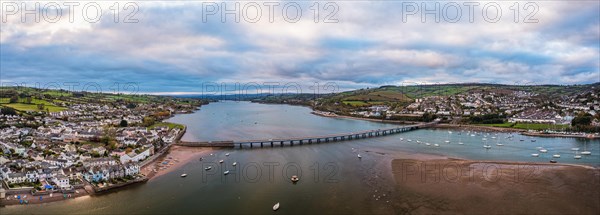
[574,155,582,159]
[357,154,362,159]
[444,140,450,143]
[553,154,561,158]
[539,149,548,153]
[581,151,592,155]
[181,174,188,177]
[407,139,412,142]
[531,153,539,157]
[425,143,431,146]
[273,202,280,211]
[496,143,504,146]
[225,153,230,156]
[205,166,212,170]
[458,142,464,145]
[219,160,224,163]
[483,145,492,149]
[434,144,440,147]
[571,148,580,151]
[232,162,237,166]
[291,175,299,182]
[223,171,230,175]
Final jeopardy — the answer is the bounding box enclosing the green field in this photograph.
[2,103,66,113]
[149,122,185,130]
[477,123,570,131]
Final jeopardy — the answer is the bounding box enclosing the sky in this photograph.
[1,1,599,94]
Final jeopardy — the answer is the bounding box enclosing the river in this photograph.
[2,101,598,214]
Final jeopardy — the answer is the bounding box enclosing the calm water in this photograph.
[2,101,599,214]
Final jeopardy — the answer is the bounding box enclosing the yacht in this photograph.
[581,141,592,155]
[531,153,539,157]
[232,162,237,166]
[539,148,548,153]
[223,170,230,175]
[483,145,492,149]
[219,160,224,163]
[553,153,561,158]
[434,143,440,147]
[425,143,431,146]
[225,153,230,156]
[205,166,212,170]
[180,174,187,177]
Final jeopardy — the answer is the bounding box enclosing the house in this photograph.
[120,147,152,164]
[52,175,70,189]
[5,172,27,184]
[123,163,140,176]
[84,157,117,168]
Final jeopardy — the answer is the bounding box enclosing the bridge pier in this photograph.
[300,140,303,145]
[309,139,312,144]
[271,142,273,147]
[280,141,283,147]
[250,142,253,148]
[260,142,263,147]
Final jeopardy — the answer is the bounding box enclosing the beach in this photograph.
[390,158,600,214]
[141,145,213,180]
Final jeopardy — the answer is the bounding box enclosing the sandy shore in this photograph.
[141,145,213,180]
[0,187,91,206]
[390,158,600,214]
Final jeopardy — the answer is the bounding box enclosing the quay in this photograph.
[177,122,437,148]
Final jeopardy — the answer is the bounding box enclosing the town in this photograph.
[0,87,205,203]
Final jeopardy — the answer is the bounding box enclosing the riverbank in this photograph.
[0,187,91,206]
[390,158,600,214]
[141,145,213,180]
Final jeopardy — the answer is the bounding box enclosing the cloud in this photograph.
[1,1,598,93]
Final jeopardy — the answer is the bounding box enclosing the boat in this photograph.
[205,166,212,170]
[581,141,592,155]
[571,148,580,151]
[574,152,582,159]
[458,142,464,145]
[225,153,230,156]
[357,154,362,159]
[181,173,187,177]
[219,160,224,163]
[496,143,504,146]
[550,160,557,163]
[444,140,450,143]
[224,171,230,175]
[531,153,539,157]
[199,157,203,161]
[531,139,537,142]
[553,154,561,158]
[273,202,280,211]
[483,145,492,149]
[539,148,548,153]
[232,162,237,166]
[291,175,299,183]
[434,144,440,147]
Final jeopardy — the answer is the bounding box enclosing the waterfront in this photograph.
[1,101,599,214]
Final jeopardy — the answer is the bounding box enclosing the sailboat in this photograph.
[496,136,504,146]
[552,153,561,158]
[445,131,451,143]
[581,140,592,155]
[357,154,362,159]
[273,202,280,211]
[531,153,540,157]
[574,151,582,159]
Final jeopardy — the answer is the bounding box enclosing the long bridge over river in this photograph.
[177,121,437,148]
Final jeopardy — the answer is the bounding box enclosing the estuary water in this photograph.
[2,101,598,214]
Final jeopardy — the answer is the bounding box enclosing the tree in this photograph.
[143,116,155,127]
[1,107,17,115]
[572,113,593,127]
[9,96,18,103]
[120,119,128,127]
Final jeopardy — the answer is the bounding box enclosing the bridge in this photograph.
[177,121,436,148]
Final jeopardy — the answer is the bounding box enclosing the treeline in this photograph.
[469,114,505,124]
